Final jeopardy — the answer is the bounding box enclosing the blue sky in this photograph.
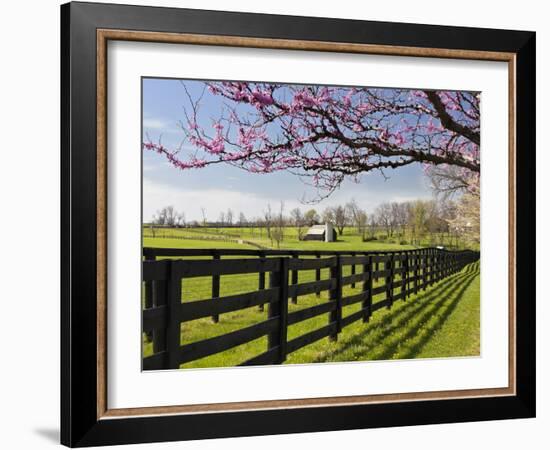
[142,78,433,223]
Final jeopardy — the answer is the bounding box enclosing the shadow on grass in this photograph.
[313,262,480,363]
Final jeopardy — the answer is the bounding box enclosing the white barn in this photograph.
[303,223,337,242]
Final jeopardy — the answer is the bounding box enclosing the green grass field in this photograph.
[303,262,480,363]
[142,224,480,368]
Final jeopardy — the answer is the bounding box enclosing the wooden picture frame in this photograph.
[61,1,535,446]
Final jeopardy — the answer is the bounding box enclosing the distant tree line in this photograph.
[147,188,479,249]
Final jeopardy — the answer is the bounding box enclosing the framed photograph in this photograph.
[61,1,535,447]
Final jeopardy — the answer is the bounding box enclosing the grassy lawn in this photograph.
[297,261,480,363]
[143,236,260,250]
[143,253,480,368]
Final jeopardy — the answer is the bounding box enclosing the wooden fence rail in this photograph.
[142,247,479,370]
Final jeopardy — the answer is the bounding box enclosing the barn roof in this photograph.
[306,225,326,235]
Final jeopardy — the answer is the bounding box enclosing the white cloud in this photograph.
[143,179,305,222]
[143,161,169,173]
[143,175,433,223]
[143,117,169,129]
[143,117,184,136]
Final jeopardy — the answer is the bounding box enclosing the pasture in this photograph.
[145,226,420,252]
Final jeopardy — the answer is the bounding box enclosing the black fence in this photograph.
[142,247,479,370]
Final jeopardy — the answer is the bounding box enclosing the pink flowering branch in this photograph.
[143,82,480,192]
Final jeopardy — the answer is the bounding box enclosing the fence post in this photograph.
[435,250,439,281]
[362,255,373,322]
[433,250,438,283]
[430,248,435,286]
[144,254,154,343]
[167,260,182,369]
[315,253,321,297]
[434,249,438,283]
[453,252,456,275]
[151,263,170,360]
[268,258,289,364]
[453,253,457,274]
[351,252,356,288]
[426,249,431,287]
[144,255,154,309]
[422,250,428,291]
[402,252,408,300]
[258,251,266,312]
[414,251,419,295]
[386,254,394,309]
[211,251,220,323]
[291,253,299,304]
[329,256,342,341]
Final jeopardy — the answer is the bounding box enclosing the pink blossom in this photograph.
[251,90,274,106]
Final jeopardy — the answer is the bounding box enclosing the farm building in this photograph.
[303,223,337,242]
